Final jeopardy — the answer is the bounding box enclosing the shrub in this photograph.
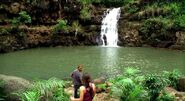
[78,0,92,5]
[128,5,139,14]
[110,78,149,101]
[80,5,91,20]
[139,18,174,45]
[0,28,11,35]
[123,67,140,77]
[71,21,83,35]
[110,68,149,101]
[11,11,32,26]
[157,92,175,101]
[20,91,40,101]
[174,14,185,29]
[143,74,168,101]
[53,19,68,33]
[18,78,69,101]
[96,83,106,91]
[163,69,181,89]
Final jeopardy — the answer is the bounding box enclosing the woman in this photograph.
[70,73,96,101]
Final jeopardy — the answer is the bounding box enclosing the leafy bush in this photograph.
[168,3,180,16]
[111,78,149,101]
[11,11,32,26]
[18,78,69,101]
[109,68,184,101]
[123,67,140,77]
[78,0,92,5]
[80,5,91,20]
[71,21,83,36]
[157,92,175,101]
[20,91,40,101]
[0,28,11,35]
[163,69,181,89]
[109,68,149,101]
[128,5,139,14]
[96,84,106,91]
[139,18,174,45]
[174,14,185,29]
[53,19,68,33]
[143,74,168,101]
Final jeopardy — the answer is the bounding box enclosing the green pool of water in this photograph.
[0,46,184,80]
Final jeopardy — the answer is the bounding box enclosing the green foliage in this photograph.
[139,17,173,45]
[121,0,135,5]
[78,0,92,5]
[19,11,32,24]
[141,1,185,30]
[18,78,69,101]
[20,91,40,101]
[0,28,11,35]
[71,21,83,34]
[53,19,68,33]
[143,74,168,101]
[97,84,106,90]
[109,68,184,101]
[78,0,133,7]
[123,68,145,84]
[156,92,175,101]
[111,78,149,101]
[11,11,32,26]
[128,5,138,14]
[168,3,180,16]
[123,67,140,77]
[80,5,91,20]
[174,14,185,29]
[163,69,181,89]
[110,68,149,101]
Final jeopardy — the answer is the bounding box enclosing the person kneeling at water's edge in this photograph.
[71,64,83,98]
[70,73,96,101]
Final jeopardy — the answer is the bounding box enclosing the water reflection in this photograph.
[0,46,184,80]
[100,47,120,77]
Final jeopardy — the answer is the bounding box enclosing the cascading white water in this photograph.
[100,8,121,47]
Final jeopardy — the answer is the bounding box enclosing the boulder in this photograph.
[93,77,106,84]
[178,77,185,92]
[162,87,185,101]
[0,74,31,101]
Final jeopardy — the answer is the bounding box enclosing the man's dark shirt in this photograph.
[71,69,82,86]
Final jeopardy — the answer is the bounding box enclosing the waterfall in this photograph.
[100,8,121,47]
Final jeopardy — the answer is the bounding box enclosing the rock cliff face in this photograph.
[118,1,185,49]
[0,0,185,52]
[0,0,105,52]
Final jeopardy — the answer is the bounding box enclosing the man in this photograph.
[71,64,83,98]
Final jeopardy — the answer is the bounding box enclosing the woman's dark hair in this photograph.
[82,73,91,87]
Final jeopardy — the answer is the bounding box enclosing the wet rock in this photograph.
[170,45,184,50]
[93,77,106,84]
[178,77,185,92]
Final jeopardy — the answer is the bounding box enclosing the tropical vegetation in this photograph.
[109,68,182,101]
[16,78,69,101]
